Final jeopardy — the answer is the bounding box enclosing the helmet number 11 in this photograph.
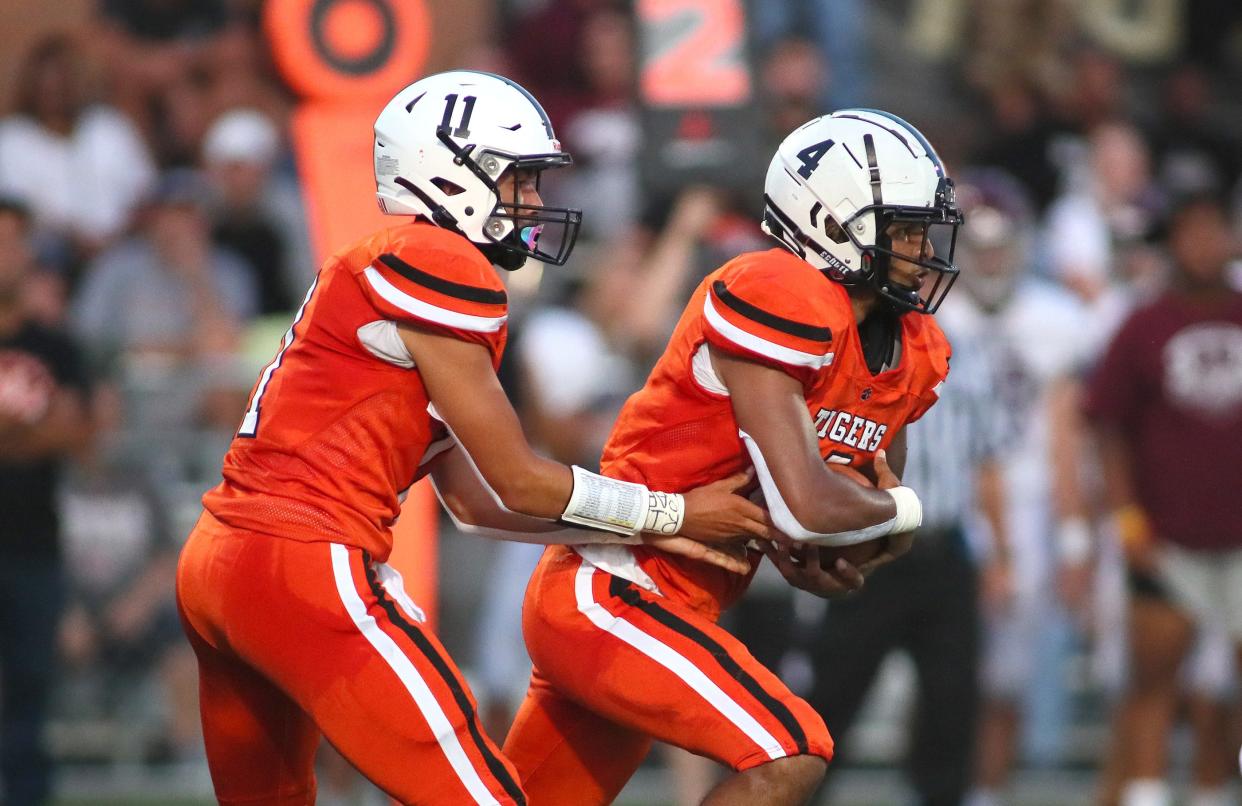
[439,94,477,138]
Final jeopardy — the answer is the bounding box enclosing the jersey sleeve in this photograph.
[355,234,508,351]
[905,319,952,424]
[700,256,844,384]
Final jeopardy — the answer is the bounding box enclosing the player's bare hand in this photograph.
[679,471,774,543]
[872,449,900,490]
[855,529,914,576]
[761,540,864,599]
[642,534,751,574]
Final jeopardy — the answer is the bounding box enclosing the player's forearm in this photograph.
[485,454,574,520]
[787,481,903,536]
[741,432,916,544]
[430,448,644,546]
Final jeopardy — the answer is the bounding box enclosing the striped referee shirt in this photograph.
[901,322,1005,532]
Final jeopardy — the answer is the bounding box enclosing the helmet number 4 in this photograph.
[440,93,477,139]
[796,138,835,179]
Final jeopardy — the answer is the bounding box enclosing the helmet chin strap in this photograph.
[867,250,923,314]
[479,231,529,271]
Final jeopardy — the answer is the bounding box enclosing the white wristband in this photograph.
[1056,518,1092,565]
[561,465,649,535]
[884,486,922,535]
[560,467,687,537]
[643,491,685,535]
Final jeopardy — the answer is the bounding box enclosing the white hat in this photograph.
[203,109,280,166]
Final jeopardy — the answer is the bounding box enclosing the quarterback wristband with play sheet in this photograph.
[561,465,685,537]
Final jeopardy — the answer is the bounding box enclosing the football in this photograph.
[818,462,887,569]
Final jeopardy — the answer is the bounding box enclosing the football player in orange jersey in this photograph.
[174,70,773,806]
[497,109,964,805]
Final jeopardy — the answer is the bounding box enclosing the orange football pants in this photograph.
[176,511,526,806]
[503,547,833,805]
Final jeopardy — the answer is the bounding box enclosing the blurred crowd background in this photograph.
[1,0,1242,804]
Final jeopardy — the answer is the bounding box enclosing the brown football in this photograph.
[819,463,887,569]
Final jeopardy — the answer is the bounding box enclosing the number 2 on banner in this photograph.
[238,276,319,438]
[639,0,750,107]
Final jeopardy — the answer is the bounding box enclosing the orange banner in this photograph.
[638,0,750,107]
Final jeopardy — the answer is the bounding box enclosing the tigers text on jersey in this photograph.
[202,221,508,561]
[600,248,950,617]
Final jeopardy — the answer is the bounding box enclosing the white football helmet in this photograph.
[762,109,963,313]
[373,70,582,270]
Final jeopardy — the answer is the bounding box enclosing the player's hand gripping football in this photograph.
[676,470,773,543]
[646,471,772,574]
[853,449,915,576]
[760,540,867,599]
[645,469,770,576]
[760,449,916,598]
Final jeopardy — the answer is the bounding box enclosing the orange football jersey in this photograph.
[202,221,508,561]
[600,248,950,618]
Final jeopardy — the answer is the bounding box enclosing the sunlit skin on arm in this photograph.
[426,445,753,573]
[711,348,898,533]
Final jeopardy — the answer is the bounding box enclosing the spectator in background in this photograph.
[1044,119,1166,350]
[758,37,830,151]
[971,79,1066,213]
[749,0,868,108]
[555,5,641,242]
[94,0,227,160]
[0,34,156,264]
[1146,63,1242,199]
[57,472,201,764]
[586,186,767,365]
[95,0,290,166]
[71,169,256,434]
[0,197,93,805]
[202,108,313,314]
[72,168,256,359]
[1084,193,1242,806]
